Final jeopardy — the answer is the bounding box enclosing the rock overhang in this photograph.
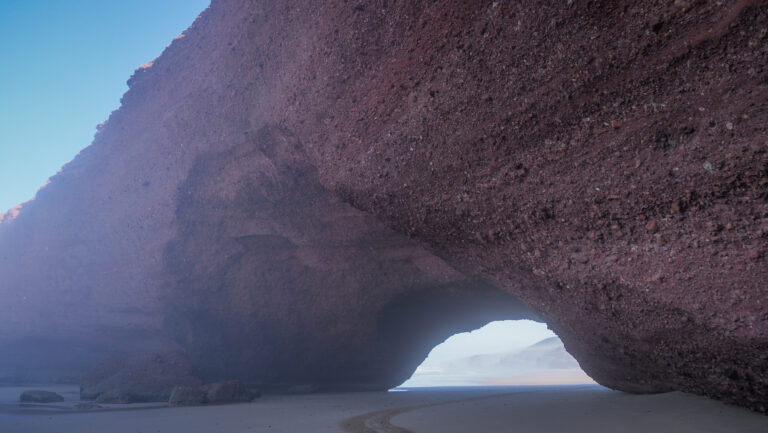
[0,0,766,412]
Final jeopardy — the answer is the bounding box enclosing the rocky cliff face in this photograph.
[0,0,766,411]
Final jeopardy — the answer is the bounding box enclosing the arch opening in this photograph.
[397,320,595,388]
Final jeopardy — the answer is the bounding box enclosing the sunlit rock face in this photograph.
[0,0,766,410]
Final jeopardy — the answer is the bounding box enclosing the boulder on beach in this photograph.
[80,351,202,403]
[203,380,258,404]
[169,385,207,406]
[19,390,65,403]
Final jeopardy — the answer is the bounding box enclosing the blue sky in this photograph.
[0,0,210,214]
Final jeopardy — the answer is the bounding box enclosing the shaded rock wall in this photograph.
[163,124,535,387]
[0,0,766,410]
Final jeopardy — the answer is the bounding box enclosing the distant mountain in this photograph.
[444,337,580,372]
[403,337,595,387]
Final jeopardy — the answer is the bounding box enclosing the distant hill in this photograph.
[403,337,595,387]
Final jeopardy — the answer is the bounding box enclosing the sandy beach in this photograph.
[1,385,765,433]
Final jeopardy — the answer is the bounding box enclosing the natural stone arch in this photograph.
[161,125,539,390]
[0,0,765,413]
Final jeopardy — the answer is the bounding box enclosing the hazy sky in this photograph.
[0,0,210,214]
[420,320,556,361]
[400,320,594,387]
[401,320,555,386]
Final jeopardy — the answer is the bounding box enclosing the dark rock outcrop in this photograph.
[19,390,64,403]
[169,386,207,406]
[80,352,201,403]
[202,380,258,404]
[168,381,258,406]
[0,0,766,412]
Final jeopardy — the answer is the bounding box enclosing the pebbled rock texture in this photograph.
[0,0,766,411]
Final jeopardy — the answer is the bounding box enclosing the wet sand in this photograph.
[1,385,765,433]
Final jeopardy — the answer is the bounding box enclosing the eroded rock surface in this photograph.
[0,0,766,411]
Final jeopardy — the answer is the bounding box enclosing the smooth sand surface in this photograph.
[393,387,768,433]
[1,385,765,433]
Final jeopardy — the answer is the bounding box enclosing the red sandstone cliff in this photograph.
[0,0,766,411]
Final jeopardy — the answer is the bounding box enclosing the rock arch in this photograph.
[0,0,766,411]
